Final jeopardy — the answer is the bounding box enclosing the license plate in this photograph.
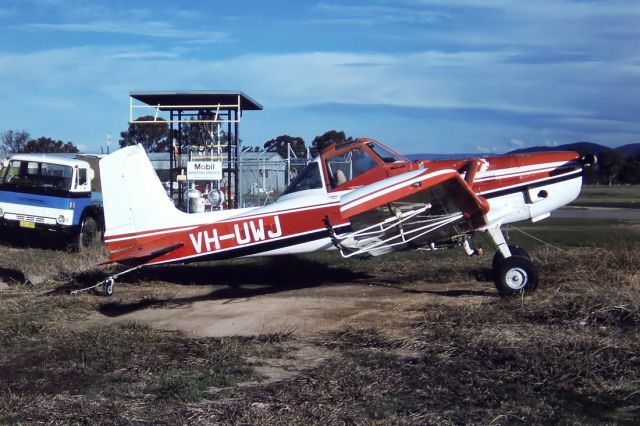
[19,221,36,229]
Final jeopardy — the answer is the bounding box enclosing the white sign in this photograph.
[187,161,223,180]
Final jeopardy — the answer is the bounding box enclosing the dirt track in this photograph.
[85,277,496,338]
[2,246,639,424]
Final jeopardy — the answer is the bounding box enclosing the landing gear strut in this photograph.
[492,244,531,272]
[485,226,539,297]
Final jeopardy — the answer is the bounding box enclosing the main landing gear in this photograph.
[485,226,539,298]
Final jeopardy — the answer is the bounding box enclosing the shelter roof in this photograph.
[130,91,263,111]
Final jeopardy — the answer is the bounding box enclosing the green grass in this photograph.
[573,185,640,208]
[503,217,640,249]
[146,364,251,402]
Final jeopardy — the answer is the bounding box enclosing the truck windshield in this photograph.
[2,160,73,190]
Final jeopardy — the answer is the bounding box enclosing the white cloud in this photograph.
[509,138,526,148]
[17,21,231,43]
[2,0,639,151]
[474,145,501,154]
[312,2,450,25]
[0,45,628,123]
[0,7,15,18]
[413,0,640,17]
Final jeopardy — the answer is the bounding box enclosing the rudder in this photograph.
[99,144,182,238]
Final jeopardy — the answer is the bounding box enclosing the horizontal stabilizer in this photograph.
[108,239,185,265]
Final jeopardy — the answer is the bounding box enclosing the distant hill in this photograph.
[506,141,640,157]
[406,153,492,160]
[615,143,640,157]
[407,142,640,160]
[506,142,609,155]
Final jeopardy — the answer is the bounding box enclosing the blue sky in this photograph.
[1,0,639,154]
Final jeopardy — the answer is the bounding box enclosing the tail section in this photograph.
[99,145,250,265]
[99,144,184,239]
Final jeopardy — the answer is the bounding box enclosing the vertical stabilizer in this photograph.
[99,145,182,238]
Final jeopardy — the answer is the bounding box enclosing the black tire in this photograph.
[494,255,539,298]
[102,279,114,296]
[75,216,99,251]
[492,245,530,271]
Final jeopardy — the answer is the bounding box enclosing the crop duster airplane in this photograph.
[86,138,590,297]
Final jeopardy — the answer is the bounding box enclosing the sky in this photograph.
[0,0,639,155]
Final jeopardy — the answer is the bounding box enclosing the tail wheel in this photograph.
[102,278,114,296]
[494,255,539,298]
[492,244,530,271]
[76,216,99,251]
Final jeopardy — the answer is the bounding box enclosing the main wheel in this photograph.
[494,255,539,298]
[75,216,99,251]
[492,245,530,271]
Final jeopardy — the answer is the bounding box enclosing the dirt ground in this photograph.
[73,276,492,387]
[85,278,493,338]
[1,246,639,424]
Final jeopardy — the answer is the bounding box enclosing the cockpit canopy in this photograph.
[282,138,409,196]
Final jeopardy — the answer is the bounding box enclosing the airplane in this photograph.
[79,137,591,297]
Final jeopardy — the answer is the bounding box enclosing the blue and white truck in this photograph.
[0,154,104,250]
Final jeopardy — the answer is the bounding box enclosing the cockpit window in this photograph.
[282,161,323,195]
[368,142,405,163]
[325,147,377,189]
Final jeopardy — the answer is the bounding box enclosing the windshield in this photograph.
[368,142,406,163]
[282,162,323,195]
[2,160,73,190]
[325,147,378,189]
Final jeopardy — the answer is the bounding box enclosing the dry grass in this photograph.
[1,241,639,424]
[0,243,111,288]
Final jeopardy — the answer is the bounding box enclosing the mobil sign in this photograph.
[187,161,223,180]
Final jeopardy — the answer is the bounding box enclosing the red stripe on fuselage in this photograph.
[105,202,344,265]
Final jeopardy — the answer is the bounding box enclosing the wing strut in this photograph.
[325,207,464,258]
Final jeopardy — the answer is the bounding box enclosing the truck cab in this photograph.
[0,154,103,250]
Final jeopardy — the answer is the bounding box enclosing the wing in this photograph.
[328,168,489,258]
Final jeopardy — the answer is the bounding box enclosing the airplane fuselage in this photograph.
[102,142,582,267]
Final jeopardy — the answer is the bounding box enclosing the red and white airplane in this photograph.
[90,138,589,297]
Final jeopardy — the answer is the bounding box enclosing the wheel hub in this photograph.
[505,267,528,290]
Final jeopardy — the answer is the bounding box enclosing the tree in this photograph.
[176,111,220,148]
[598,150,626,185]
[619,158,640,184]
[1,131,78,153]
[1,130,30,153]
[310,130,353,156]
[263,135,307,158]
[120,116,169,152]
[22,137,79,153]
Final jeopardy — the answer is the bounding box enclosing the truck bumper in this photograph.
[0,218,79,235]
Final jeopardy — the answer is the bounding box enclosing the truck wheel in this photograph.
[76,216,99,251]
[494,255,539,298]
